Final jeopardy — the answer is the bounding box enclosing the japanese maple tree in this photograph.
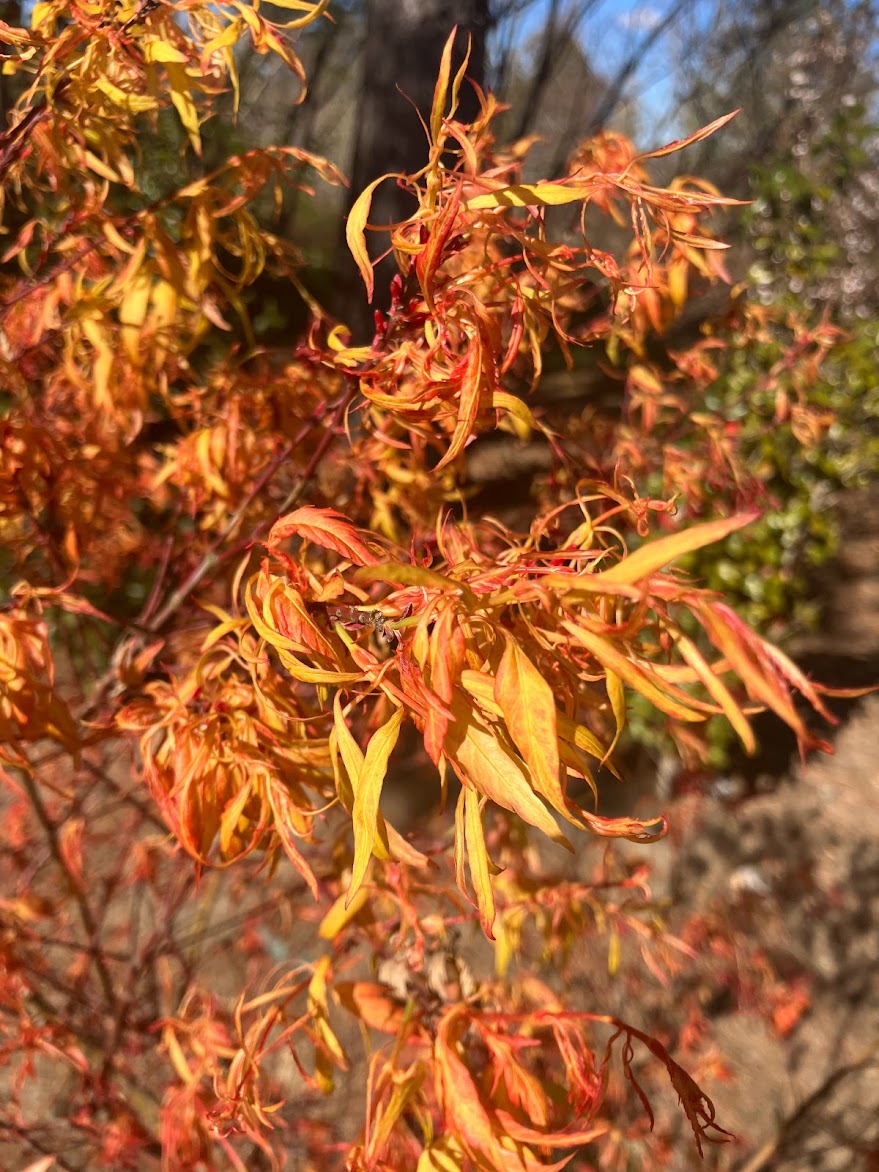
[0,3,846,1168]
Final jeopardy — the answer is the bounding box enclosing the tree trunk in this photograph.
[340,0,488,337]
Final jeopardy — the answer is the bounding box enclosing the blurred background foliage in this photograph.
[667,90,879,637]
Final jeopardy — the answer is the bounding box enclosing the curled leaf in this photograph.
[345,176,391,302]
[268,506,380,566]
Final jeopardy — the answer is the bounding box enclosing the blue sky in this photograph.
[505,0,702,141]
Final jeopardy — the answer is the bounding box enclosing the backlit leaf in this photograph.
[465,180,594,211]
[245,579,362,683]
[119,267,152,361]
[495,634,572,824]
[318,886,370,940]
[166,64,202,155]
[264,0,332,23]
[696,602,821,753]
[333,692,364,807]
[556,712,612,766]
[446,700,571,849]
[434,339,485,470]
[562,622,705,722]
[631,109,741,164]
[345,175,388,302]
[143,38,188,64]
[459,668,504,718]
[491,390,536,435]
[430,30,456,144]
[416,185,461,311]
[669,629,756,753]
[604,668,626,762]
[95,76,158,114]
[462,788,495,937]
[594,513,758,585]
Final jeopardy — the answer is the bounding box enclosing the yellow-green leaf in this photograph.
[562,622,704,722]
[447,701,571,848]
[495,634,573,824]
[463,788,496,937]
[491,390,535,437]
[95,77,158,114]
[84,151,121,184]
[465,180,593,211]
[604,668,626,763]
[430,29,457,144]
[278,648,362,685]
[354,562,477,606]
[143,37,188,64]
[556,711,613,766]
[263,0,332,23]
[669,628,756,753]
[345,175,387,302]
[166,63,201,156]
[319,886,370,940]
[348,705,404,904]
[594,513,758,585]
[119,267,152,362]
[333,692,364,809]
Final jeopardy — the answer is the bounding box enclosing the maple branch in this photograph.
[144,377,357,633]
[18,754,117,1009]
[249,376,359,529]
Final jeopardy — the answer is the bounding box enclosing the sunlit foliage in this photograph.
[0,5,849,1167]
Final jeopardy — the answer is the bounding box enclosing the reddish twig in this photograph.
[18,751,117,1008]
